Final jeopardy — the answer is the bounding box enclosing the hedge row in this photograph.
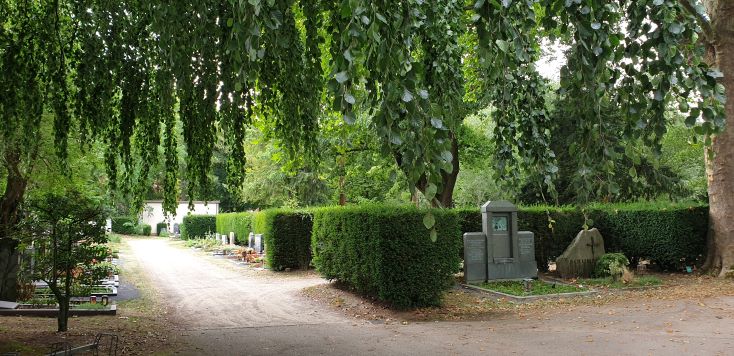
[252,209,313,270]
[216,212,253,244]
[312,206,461,308]
[110,216,137,235]
[457,203,708,271]
[156,222,168,235]
[181,215,216,240]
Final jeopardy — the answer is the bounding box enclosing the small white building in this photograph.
[141,200,220,235]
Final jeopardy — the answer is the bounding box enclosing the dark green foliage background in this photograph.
[181,215,216,240]
[311,206,461,308]
[252,210,313,270]
[111,216,137,235]
[216,212,253,244]
[457,204,708,271]
[156,222,168,235]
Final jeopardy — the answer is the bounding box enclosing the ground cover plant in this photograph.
[578,275,662,289]
[475,280,586,297]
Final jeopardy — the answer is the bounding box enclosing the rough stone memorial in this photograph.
[555,228,605,278]
[463,201,537,283]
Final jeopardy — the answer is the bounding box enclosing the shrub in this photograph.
[156,222,168,235]
[216,212,253,245]
[140,224,152,236]
[312,206,461,308]
[111,216,137,235]
[252,209,313,270]
[181,215,216,240]
[594,253,630,278]
[591,203,708,270]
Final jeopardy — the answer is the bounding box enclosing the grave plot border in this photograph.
[460,279,598,303]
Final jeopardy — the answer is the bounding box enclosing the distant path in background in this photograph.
[127,238,734,356]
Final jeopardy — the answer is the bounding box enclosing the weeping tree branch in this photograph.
[678,0,715,43]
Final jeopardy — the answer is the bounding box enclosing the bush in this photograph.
[594,253,630,278]
[456,203,708,271]
[312,206,461,308]
[252,209,313,270]
[156,222,168,235]
[140,224,152,236]
[181,215,216,240]
[591,203,708,270]
[111,216,137,235]
[216,212,253,245]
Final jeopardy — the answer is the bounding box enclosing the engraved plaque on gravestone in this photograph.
[463,232,488,283]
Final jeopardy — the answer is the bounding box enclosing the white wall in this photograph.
[140,201,219,235]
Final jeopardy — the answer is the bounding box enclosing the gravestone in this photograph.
[555,228,606,278]
[463,232,487,283]
[252,234,263,254]
[248,232,255,249]
[463,200,537,282]
[229,232,236,245]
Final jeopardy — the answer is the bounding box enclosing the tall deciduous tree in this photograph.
[697,0,734,276]
[1,0,732,305]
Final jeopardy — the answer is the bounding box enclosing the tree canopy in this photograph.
[1,0,725,213]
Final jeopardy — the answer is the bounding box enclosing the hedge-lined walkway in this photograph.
[127,238,734,355]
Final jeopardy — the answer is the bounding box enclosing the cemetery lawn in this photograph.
[577,276,663,289]
[475,280,586,296]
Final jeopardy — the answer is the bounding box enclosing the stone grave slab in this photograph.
[253,234,263,254]
[463,232,487,283]
[0,300,18,309]
[229,232,236,245]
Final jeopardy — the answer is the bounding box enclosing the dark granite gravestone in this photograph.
[463,200,538,282]
[463,232,488,283]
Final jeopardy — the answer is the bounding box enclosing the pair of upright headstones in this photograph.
[463,201,538,283]
[247,232,264,254]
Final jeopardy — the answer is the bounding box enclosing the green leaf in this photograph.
[429,228,437,242]
[423,212,436,230]
[402,89,413,102]
[425,183,438,199]
[335,71,349,84]
[495,40,510,53]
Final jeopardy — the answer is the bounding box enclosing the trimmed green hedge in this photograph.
[156,222,168,235]
[139,224,152,236]
[216,212,253,244]
[111,216,137,235]
[181,215,216,240]
[252,209,313,270]
[312,206,461,308]
[457,203,708,271]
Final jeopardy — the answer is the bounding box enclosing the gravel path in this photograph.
[127,238,734,355]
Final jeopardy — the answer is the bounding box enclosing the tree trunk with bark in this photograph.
[0,151,28,301]
[703,0,734,277]
[399,132,461,209]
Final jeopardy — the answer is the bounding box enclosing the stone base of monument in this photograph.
[461,279,598,303]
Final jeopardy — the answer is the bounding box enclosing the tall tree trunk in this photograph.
[398,133,460,208]
[703,0,734,277]
[0,151,28,301]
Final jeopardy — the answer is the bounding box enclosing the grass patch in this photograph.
[107,233,123,243]
[476,280,586,296]
[578,276,662,289]
[73,302,109,310]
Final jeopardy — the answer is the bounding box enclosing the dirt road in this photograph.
[127,239,734,355]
